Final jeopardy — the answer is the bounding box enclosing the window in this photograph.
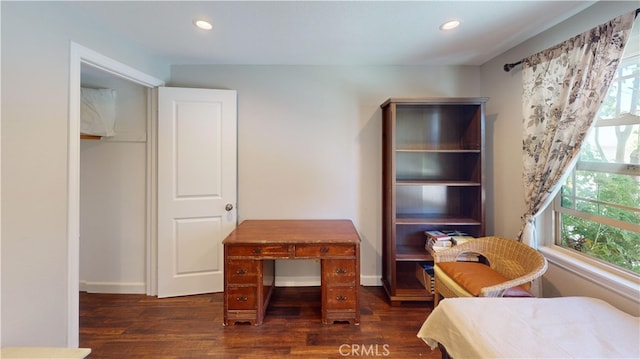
[554,46,640,274]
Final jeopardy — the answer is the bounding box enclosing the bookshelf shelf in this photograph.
[396,147,481,153]
[395,244,432,261]
[395,217,482,226]
[396,180,481,186]
[381,97,487,305]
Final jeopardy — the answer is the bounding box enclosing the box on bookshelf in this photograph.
[415,262,435,294]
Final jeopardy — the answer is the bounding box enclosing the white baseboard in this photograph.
[360,274,382,286]
[274,275,382,287]
[274,276,321,287]
[80,276,381,293]
[80,280,146,294]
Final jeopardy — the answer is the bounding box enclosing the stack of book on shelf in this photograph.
[442,230,480,262]
[424,230,452,252]
[456,252,481,262]
[425,230,482,261]
[443,230,476,246]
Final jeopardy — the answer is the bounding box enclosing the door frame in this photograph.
[68,42,164,347]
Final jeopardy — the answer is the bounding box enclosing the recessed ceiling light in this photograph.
[194,19,213,31]
[440,20,460,31]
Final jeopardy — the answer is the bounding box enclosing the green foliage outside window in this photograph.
[560,170,640,273]
[558,51,639,274]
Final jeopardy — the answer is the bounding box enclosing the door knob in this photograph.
[225,203,234,211]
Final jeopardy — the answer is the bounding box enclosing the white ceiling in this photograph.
[62,0,597,66]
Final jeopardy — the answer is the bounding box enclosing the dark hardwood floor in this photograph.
[80,286,440,359]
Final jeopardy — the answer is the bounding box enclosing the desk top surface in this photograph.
[222,219,360,244]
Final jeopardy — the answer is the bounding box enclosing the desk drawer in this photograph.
[227,244,290,257]
[226,287,257,310]
[295,244,355,258]
[226,260,258,285]
[326,287,357,310]
[323,259,356,285]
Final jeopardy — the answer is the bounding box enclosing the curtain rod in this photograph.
[503,8,639,72]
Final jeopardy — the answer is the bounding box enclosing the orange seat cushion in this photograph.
[437,262,532,297]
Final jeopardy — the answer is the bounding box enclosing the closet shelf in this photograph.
[80,134,102,140]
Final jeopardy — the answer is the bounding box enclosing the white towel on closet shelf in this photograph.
[81,87,116,137]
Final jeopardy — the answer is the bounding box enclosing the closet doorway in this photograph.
[79,64,149,295]
[68,42,164,347]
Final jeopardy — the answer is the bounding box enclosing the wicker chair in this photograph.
[433,236,548,306]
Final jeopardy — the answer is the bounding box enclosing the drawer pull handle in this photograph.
[320,247,330,254]
[252,248,262,255]
[336,295,347,301]
[336,268,347,275]
[236,268,247,275]
[236,296,248,302]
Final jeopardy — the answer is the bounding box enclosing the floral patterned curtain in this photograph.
[520,11,636,248]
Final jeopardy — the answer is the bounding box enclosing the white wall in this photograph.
[1,2,169,346]
[2,0,637,348]
[480,1,639,314]
[79,69,148,294]
[169,65,483,285]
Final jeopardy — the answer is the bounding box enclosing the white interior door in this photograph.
[157,87,237,298]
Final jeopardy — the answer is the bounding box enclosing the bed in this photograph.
[417,296,640,358]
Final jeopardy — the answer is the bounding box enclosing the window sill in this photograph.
[539,245,640,302]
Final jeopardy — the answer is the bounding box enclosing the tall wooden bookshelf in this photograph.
[381,97,487,304]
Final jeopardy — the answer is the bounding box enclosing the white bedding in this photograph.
[81,87,116,136]
[417,297,640,358]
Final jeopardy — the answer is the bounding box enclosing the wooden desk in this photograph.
[223,219,361,325]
